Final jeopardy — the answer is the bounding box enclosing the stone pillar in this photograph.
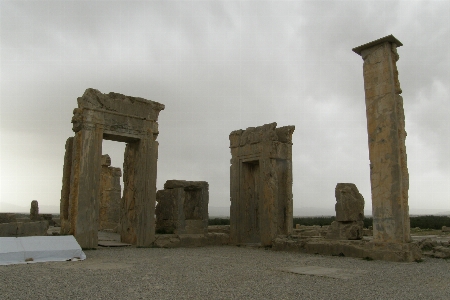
[30,200,39,221]
[68,108,104,248]
[99,154,122,231]
[353,35,410,243]
[121,135,158,247]
[60,137,74,235]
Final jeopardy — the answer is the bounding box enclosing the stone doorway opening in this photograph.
[241,160,261,244]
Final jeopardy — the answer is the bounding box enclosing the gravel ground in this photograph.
[1,246,449,300]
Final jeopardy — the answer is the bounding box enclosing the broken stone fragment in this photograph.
[334,183,365,222]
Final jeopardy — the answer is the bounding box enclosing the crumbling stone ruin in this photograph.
[60,88,164,248]
[229,122,295,246]
[99,154,122,231]
[326,183,364,240]
[156,180,209,234]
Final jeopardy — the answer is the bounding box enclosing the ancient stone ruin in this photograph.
[156,180,209,234]
[352,35,421,261]
[99,154,122,232]
[326,183,364,240]
[60,88,164,248]
[353,35,411,244]
[229,122,295,246]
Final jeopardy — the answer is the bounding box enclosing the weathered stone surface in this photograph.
[335,183,364,222]
[155,188,184,234]
[354,35,410,244]
[208,225,230,234]
[60,137,74,235]
[230,122,295,246]
[0,221,49,237]
[30,200,39,221]
[442,226,450,232]
[326,183,364,240]
[60,88,164,248]
[273,237,421,262]
[155,180,209,235]
[326,221,364,240]
[0,213,17,223]
[99,154,122,231]
[429,246,450,259]
[152,233,229,248]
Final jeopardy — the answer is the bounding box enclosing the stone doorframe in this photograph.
[60,88,164,248]
[229,123,295,246]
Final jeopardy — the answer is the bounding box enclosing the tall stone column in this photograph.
[353,35,410,243]
[121,133,158,247]
[69,108,104,248]
[60,137,74,235]
[99,154,122,231]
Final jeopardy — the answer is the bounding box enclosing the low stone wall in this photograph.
[273,235,422,262]
[0,213,17,223]
[153,233,229,248]
[0,221,49,237]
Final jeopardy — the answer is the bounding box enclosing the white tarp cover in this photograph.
[0,235,86,265]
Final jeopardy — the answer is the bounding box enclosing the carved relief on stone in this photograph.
[71,108,83,132]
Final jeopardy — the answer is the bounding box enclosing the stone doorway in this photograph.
[60,88,164,248]
[229,123,295,246]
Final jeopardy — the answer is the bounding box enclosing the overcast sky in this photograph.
[1,0,449,214]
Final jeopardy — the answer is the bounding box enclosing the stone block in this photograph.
[442,226,450,232]
[335,183,364,222]
[0,222,19,236]
[156,180,209,235]
[17,221,49,236]
[326,221,364,240]
[208,225,230,234]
